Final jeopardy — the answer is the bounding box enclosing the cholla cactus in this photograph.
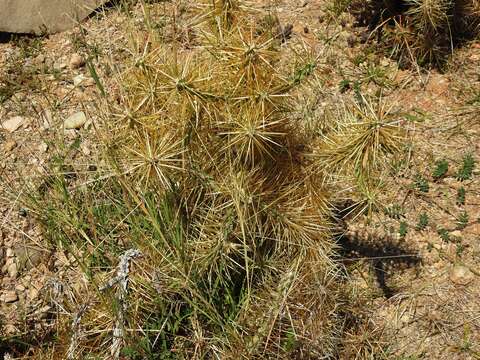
[351,0,480,68]
[24,1,405,358]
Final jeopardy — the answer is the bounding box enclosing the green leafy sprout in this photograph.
[457,154,475,181]
[416,212,429,231]
[432,159,448,180]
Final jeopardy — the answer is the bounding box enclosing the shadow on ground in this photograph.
[337,231,422,298]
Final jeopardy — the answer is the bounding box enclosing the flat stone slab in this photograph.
[0,0,108,34]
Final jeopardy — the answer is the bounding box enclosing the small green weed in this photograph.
[456,243,465,257]
[0,36,46,104]
[12,35,44,58]
[414,175,429,193]
[432,159,448,180]
[456,211,469,230]
[281,328,297,352]
[0,85,16,105]
[292,62,316,85]
[353,53,367,66]
[339,79,351,93]
[456,187,466,206]
[404,109,428,123]
[364,63,391,88]
[399,221,408,239]
[437,228,450,242]
[456,154,475,181]
[384,204,404,219]
[416,212,429,231]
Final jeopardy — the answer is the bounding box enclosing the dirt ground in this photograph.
[1,0,479,359]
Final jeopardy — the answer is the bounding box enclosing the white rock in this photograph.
[380,57,390,67]
[1,290,18,303]
[7,262,18,278]
[84,77,96,87]
[1,116,24,132]
[450,230,462,238]
[36,54,46,64]
[73,74,86,86]
[6,248,14,257]
[70,53,86,69]
[64,111,87,129]
[38,142,49,153]
[450,265,474,285]
[54,61,68,71]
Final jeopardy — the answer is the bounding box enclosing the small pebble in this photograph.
[36,54,46,64]
[380,58,390,67]
[450,230,462,238]
[450,265,474,285]
[7,262,18,278]
[73,74,86,86]
[1,116,24,132]
[54,61,68,71]
[70,53,86,69]
[1,291,18,303]
[84,77,96,87]
[38,142,49,153]
[64,111,87,130]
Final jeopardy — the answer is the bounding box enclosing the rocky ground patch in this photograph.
[1,0,479,359]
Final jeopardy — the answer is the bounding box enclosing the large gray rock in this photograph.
[0,0,108,34]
